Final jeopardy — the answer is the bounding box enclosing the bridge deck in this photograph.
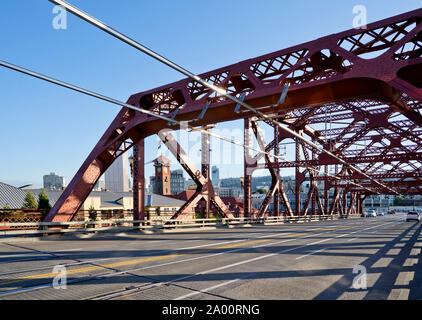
[0,213,420,300]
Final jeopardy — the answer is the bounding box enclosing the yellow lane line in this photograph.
[2,226,347,282]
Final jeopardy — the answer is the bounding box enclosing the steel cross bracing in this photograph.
[242,118,373,217]
[2,2,420,221]
[271,98,422,196]
[46,4,421,221]
[157,129,234,220]
[0,59,371,220]
[51,0,399,197]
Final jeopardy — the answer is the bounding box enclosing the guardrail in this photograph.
[0,214,362,238]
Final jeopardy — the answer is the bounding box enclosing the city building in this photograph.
[170,190,196,202]
[170,169,185,195]
[215,186,242,198]
[150,158,186,196]
[185,179,197,190]
[93,180,106,191]
[364,195,394,208]
[149,176,156,192]
[144,193,193,221]
[43,172,65,191]
[104,152,130,192]
[0,181,187,221]
[152,155,171,195]
[18,184,34,190]
[211,166,220,187]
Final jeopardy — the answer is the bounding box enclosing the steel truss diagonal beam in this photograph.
[2,5,421,221]
[158,129,234,220]
[250,120,294,217]
[52,0,398,193]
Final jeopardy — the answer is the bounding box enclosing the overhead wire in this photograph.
[0,59,371,193]
[47,0,397,195]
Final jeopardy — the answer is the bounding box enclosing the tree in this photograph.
[256,188,267,195]
[88,204,97,221]
[37,189,51,212]
[1,204,11,218]
[22,192,38,209]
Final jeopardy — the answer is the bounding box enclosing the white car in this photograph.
[376,211,384,216]
[406,211,421,222]
[366,210,377,217]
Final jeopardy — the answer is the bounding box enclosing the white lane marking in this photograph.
[252,220,396,249]
[0,231,292,277]
[0,256,53,263]
[345,221,397,241]
[0,248,84,259]
[0,218,363,261]
[168,220,403,298]
[251,231,328,249]
[0,219,399,298]
[0,229,325,298]
[2,223,359,297]
[53,248,84,252]
[0,257,122,276]
[308,238,333,245]
[348,237,360,242]
[112,220,397,280]
[2,235,232,260]
[174,278,241,300]
[0,253,36,259]
[138,233,264,248]
[0,248,85,264]
[296,248,327,260]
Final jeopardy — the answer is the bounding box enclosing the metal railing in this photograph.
[0,214,362,238]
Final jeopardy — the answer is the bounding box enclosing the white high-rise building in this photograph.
[104,152,130,192]
[212,166,220,187]
[43,172,66,190]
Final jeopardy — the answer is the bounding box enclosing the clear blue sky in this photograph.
[0,0,420,188]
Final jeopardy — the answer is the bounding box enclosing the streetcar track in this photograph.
[0,221,354,276]
[0,226,348,296]
[92,220,401,300]
[0,218,397,298]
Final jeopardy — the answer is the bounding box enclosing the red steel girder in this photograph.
[263,152,422,168]
[158,129,234,220]
[45,9,422,222]
[250,119,294,217]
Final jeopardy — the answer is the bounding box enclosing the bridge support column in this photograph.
[357,194,367,216]
[343,191,347,215]
[244,118,253,217]
[274,121,280,216]
[295,136,302,216]
[201,126,211,219]
[133,139,146,224]
[324,165,329,215]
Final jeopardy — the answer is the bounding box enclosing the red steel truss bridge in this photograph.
[3,3,422,222]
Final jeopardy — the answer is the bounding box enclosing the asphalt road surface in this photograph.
[0,213,420,300]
